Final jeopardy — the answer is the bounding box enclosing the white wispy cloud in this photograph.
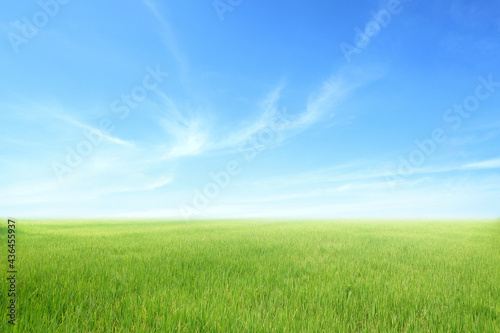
[215,84,286,150]
[153,91,212,159]
[223,73,354,149]
[294,75,349,128]
[185,69,371,156]
[461,158,500,170]
[195,172,500,219]
[152,73,354,159]
[142,0,190,79]
[1,163,174,206]
[3,138,47,147]
[144,176,174,190]
[53,113,135,147]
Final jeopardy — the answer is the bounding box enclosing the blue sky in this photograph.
[1,0,499,219]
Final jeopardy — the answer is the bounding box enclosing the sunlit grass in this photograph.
[1,219,499,332]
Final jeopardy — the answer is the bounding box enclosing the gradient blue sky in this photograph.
[1,0,499,219]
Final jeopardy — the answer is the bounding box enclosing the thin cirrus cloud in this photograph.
[153,92,212,160]
[53,113,136,147]
[1,172,173,207]
[140,0,380,161]
[203,173,499,219]
[461,158,500,170]
[142,0,190,83]
[155,68,376,160]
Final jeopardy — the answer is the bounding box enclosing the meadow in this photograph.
[1,219,499,332]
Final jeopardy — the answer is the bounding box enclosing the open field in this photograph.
[1,220,499,332]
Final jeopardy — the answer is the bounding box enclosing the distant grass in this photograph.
[1,219,499,332]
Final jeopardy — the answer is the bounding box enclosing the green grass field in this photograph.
[1,220,499,332]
